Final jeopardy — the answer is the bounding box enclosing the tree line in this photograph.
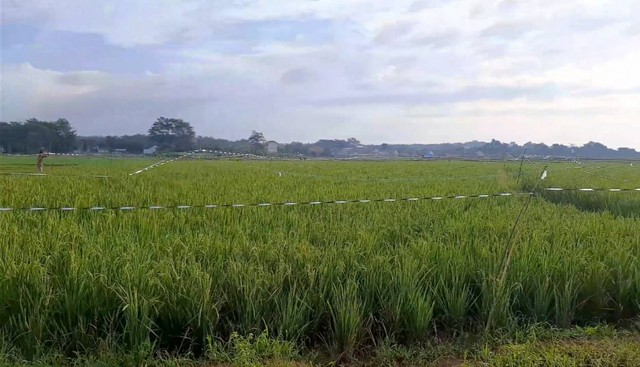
[2,118,639,159]
[0,117,197,154]
[0,119,77,154]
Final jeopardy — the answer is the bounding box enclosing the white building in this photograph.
[143,146,158,155]
[266,141,279,154]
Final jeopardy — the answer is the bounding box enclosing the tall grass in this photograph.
[0,157,638,361]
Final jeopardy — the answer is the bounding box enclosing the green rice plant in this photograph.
[577,260,613,321]
[400,286,435,343]
[273,284,312,342]
[153,256,220,351]
[222,262,272,335]
[113,284,157,351]
[606,251,640,319]
[368,254,434,343]
[0,157,638,361]
[329,280,366,356]
[553,274,581,329]
[0,262,51,359]
[47,256,103,353]
[435,271,474,333]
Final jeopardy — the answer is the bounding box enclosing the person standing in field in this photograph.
[36,150,49,173]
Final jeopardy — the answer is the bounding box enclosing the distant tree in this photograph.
[51,118,76,152]
[315,139,350,150]
[0,118,76,153]
[112,135,152,154]
[248,130,266,154]
[484,139,509,155]
[308,145,325,156]
[549,144,570,157]
[197,136,238,152]
[148,117,196,152]
[280,141,309,156]
[105,136,117,150]
[347,137,360,146]
[617,147,637,158]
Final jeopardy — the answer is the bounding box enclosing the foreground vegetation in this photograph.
[1,156,638,365]
[3,325,640,366]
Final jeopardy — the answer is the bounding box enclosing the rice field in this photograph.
[0,155,639,363]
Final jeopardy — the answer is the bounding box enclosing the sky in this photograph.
[1,0,639,148]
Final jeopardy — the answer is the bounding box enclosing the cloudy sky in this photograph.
[2,0,639,148]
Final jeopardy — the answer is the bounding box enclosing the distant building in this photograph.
[266,141,279,154]
[143,146,158,155]
[114,148,127,154]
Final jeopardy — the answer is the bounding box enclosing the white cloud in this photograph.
[2,0,640,148]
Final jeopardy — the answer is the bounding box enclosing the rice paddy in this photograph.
[0,155,639,365]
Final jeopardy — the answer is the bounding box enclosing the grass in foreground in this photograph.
[2,325,639,366]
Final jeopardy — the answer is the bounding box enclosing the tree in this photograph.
[0,119,77,153]
[280,141,309,156]
[105,136,117,150]
[248,130,266,154]
[148,117,196,152]
[51,118,76,152]
[578,141,610,159]
[347,137,360,146]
